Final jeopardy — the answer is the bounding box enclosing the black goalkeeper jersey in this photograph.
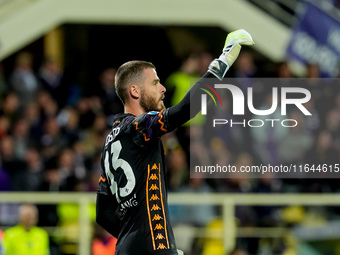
[97,110,178,255]
[96,72,216,255]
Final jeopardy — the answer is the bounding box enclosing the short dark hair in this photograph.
[115,60,155,104]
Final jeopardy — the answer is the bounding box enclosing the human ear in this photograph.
[129,84,140,99]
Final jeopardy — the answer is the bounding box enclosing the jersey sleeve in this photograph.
[124,72,217,147]
[126,110,170,148]
[97,158,112,196]
[96,194,121,238]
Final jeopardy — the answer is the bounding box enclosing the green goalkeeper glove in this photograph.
[208,29,255,80]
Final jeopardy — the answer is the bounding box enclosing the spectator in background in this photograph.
[0,92,21,125]
[39,159,62,192]
[57,148,82,191]
[276,61,294,78]
[82,113,109,158]
[12,147,44,192]
[36,90,58,121]
[165,52,200,106]
[306,61,327,78]
[10,52,40,107]
[57,107,81,147]
[38,57,67,108]
[92,224,117,255]
[165,49,213,107]
[93,67,123,116]
[72,141,89,183]
[11,118,34,160]
[233,52,256,78]
[3,204,49,255]
[197,50,214,76]
[40,117,67,160]
[166,147,188,191]
[36,158,60,228]
[165,51,209,159]
[76,97,98,130]
[0,135,25,184]
[23,102,43,141]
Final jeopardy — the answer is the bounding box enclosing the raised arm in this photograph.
[125,29,254,144]
[166,29,255,129]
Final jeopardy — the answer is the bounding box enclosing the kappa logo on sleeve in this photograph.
[155,233,165,240]
[154,224,164,230]
[151,204,161,211]
[157,243,167,249]
[149,184,159,190]
[150,194,160,201]
[149,174,158,180]
[152,214,163,221]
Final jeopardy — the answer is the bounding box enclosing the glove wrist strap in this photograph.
[208,59,229,80]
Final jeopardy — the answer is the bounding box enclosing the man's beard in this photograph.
[140,90,165,113]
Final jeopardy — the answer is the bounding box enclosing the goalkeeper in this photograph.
[96,29,254,255]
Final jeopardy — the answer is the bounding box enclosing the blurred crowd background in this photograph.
[0,0,340,254]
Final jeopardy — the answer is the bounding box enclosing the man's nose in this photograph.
[160,84,166,93]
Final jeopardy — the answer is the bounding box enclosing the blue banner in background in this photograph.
[286,2,340,77]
